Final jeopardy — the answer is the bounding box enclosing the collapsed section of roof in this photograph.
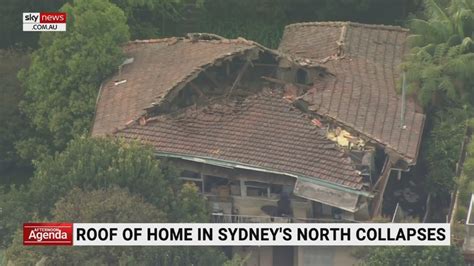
[91,24,427,201]
[278,22,425,164]
[115,90,366,191]
[92,36,261,136]
[92,34,321,137]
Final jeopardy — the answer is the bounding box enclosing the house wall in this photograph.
[234,246,273,266]
[233,246,358,266]
[173,158,295,186]
[168,158,365,266]
[295,246,358,266]
[169,158,365,221]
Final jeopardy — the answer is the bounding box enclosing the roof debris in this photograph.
[116,91,365,190]
[279,21,425,164]
[92,22,426,193]
[326,127,365,149]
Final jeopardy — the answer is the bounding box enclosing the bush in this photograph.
[17,0,129,160]
[28,137,171,217]
[456,205,468,222]
[5,187,227,265]
[0,137,209,247]
[422,107,470,195]
[0,50,31,173]
[0,185,31,246]
[363,246,464,266]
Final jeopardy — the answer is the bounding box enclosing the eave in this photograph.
[154,151,374,198]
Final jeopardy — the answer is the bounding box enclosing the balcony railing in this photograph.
[211,213,359,223]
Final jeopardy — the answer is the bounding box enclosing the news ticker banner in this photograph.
[23,12,67,32]
[24,223,450,246]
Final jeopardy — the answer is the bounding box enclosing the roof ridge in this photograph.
[126,34,260,47]
[284,21,408,32]
[127,37,181,44]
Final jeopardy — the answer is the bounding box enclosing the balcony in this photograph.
[206,194,359,223]
[210,213,358,223]
[205,193,309,215]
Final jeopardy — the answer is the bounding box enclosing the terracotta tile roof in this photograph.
[116,91,364,190]
[92,38,260,136]
[279,22,425,163]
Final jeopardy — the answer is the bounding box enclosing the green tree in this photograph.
[17,0,129,161]
[403,0,474,107]
[194,0,421,48]
[111,0,185,39]
[27,137,171,217]
[421,107,471,195]
[168,182,209,222]
[0,185,31,247]
[0,137,208,244]
[0,50,32,177]
[362,246,464,266]
[5,187,227,265]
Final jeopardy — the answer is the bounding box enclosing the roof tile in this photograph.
[116,91,364,190]
[92,39,257,136]
[279,22,425,162]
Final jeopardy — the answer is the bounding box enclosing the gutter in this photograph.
[155,151,374,198]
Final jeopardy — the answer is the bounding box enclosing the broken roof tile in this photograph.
[116,91,364,190]
[92,38,259,136]
[279,21,425,163]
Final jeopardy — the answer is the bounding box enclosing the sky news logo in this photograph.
[23,12,67,32]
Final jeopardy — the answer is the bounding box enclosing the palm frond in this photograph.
[439,77,457,99]
[425,0,450,22]
[418,80,436,106]
[418,43,436,58]
[460,37,473,52]
[453,8,474,37]
[447,44,463,56]
[434,43,449,61]
[410,18,434,33]
[407,34,425,48]
[430,20,454,42]
[447,34,463,46]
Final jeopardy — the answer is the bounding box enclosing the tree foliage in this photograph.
[0,50,31,173]
[111,0,185,39]
[187,0,422,48]
[29,137,208,221]
[0,185,31,247]
[5,187,227,265]
[17,0,129,161]
[0,137,209,245]
[456,120,474,222]
[421,107,471,195]
[363,246,464,266]
[1,0,421,49]
[403,0,474,107]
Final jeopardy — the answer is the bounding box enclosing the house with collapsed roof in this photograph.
[92,22,425,265]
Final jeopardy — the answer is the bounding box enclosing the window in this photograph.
[245,181,270,197]
[180,170,201,179]
[179,170,202,193]
[204,175,228,194]
[270,184,283,194]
